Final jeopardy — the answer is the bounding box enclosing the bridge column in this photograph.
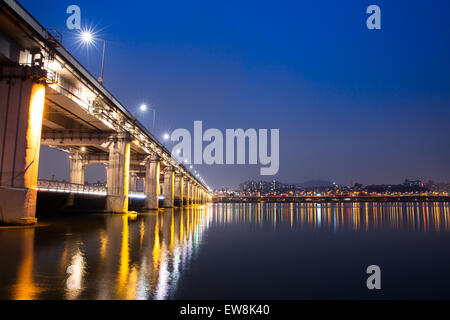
[183,178,189,206]
[144,156,160,209]
[186,181,191,205]
[174,174,183,207]
[0,66,46,225]
[201,189,205,204]
[190,184,195,204]
[69,152,86,185]
[162,167,174,208]
[129,173,138,192]
[106,135,131,213]
[193,185,198,204]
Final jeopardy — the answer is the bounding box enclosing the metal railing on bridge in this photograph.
[37,180,146,199]
[37,180,107,196]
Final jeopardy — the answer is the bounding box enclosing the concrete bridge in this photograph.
[0,0,210,225]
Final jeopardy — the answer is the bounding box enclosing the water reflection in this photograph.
[0,202,449,300]
[212,202,450,233]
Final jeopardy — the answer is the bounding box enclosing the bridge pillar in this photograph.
[69,152,86,185]
[106,136,131,213]
[162,168,174,208]
[129,173,138,192]
[192,185,197,204]
[190,182,194,205]
[191,184,196,205]
[144,156,159,209]
[174,174,183,207]
[194,185,198,204]
[183,178,189,206]
[0,66,46,225]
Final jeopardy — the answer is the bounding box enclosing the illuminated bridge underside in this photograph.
[0,0,210,225]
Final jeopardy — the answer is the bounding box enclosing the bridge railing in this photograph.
[37,180,107,196]
[37,180,146,198]
[128,191,146,199]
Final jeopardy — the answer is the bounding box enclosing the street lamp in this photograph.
[79,30,107,85]
[139,104,147,112]
[139,104,156,133]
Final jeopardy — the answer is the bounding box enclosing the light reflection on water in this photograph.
[0,202,449,300]
[214,202,450,233]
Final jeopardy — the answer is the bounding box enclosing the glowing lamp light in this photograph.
[163,133,170,140]
[81,31,94,44]
[139,104,147,112]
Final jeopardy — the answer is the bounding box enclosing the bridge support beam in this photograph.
[129,173,138,192]
[192,185,196,205]
[162,168,174,208]
[69,152,86,185]
[183,178,189,206]
[106,136,131,213]
[144,156,159,210]
[0,66,45,225]
[174,174,184,207]
[191,184,197,204]
[188,183,192,205]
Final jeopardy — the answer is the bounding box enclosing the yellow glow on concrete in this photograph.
[156,162,160,198]
[187,182,190,204]
[25,83,45,189]
[180,177,184,205]
[170,171,175,205]
[122,142,131,212]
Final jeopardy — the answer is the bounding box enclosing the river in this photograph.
[0,202,449,299]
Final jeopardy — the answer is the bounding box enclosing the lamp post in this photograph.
[80,30,107,84]
[98,38,106,84]
[139,104,156,133]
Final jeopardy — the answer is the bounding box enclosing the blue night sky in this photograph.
[23,0,450,188]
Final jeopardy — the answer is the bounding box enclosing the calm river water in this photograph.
[0,202,449,299]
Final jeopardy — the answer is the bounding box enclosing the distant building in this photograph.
[403,179,423,187]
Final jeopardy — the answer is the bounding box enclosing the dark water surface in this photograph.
[0,202,449,300]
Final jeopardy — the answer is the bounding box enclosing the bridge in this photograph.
[0,0,210,225]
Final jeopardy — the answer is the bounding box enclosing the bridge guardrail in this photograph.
[37,180,146,199]
[37,180,107,196]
